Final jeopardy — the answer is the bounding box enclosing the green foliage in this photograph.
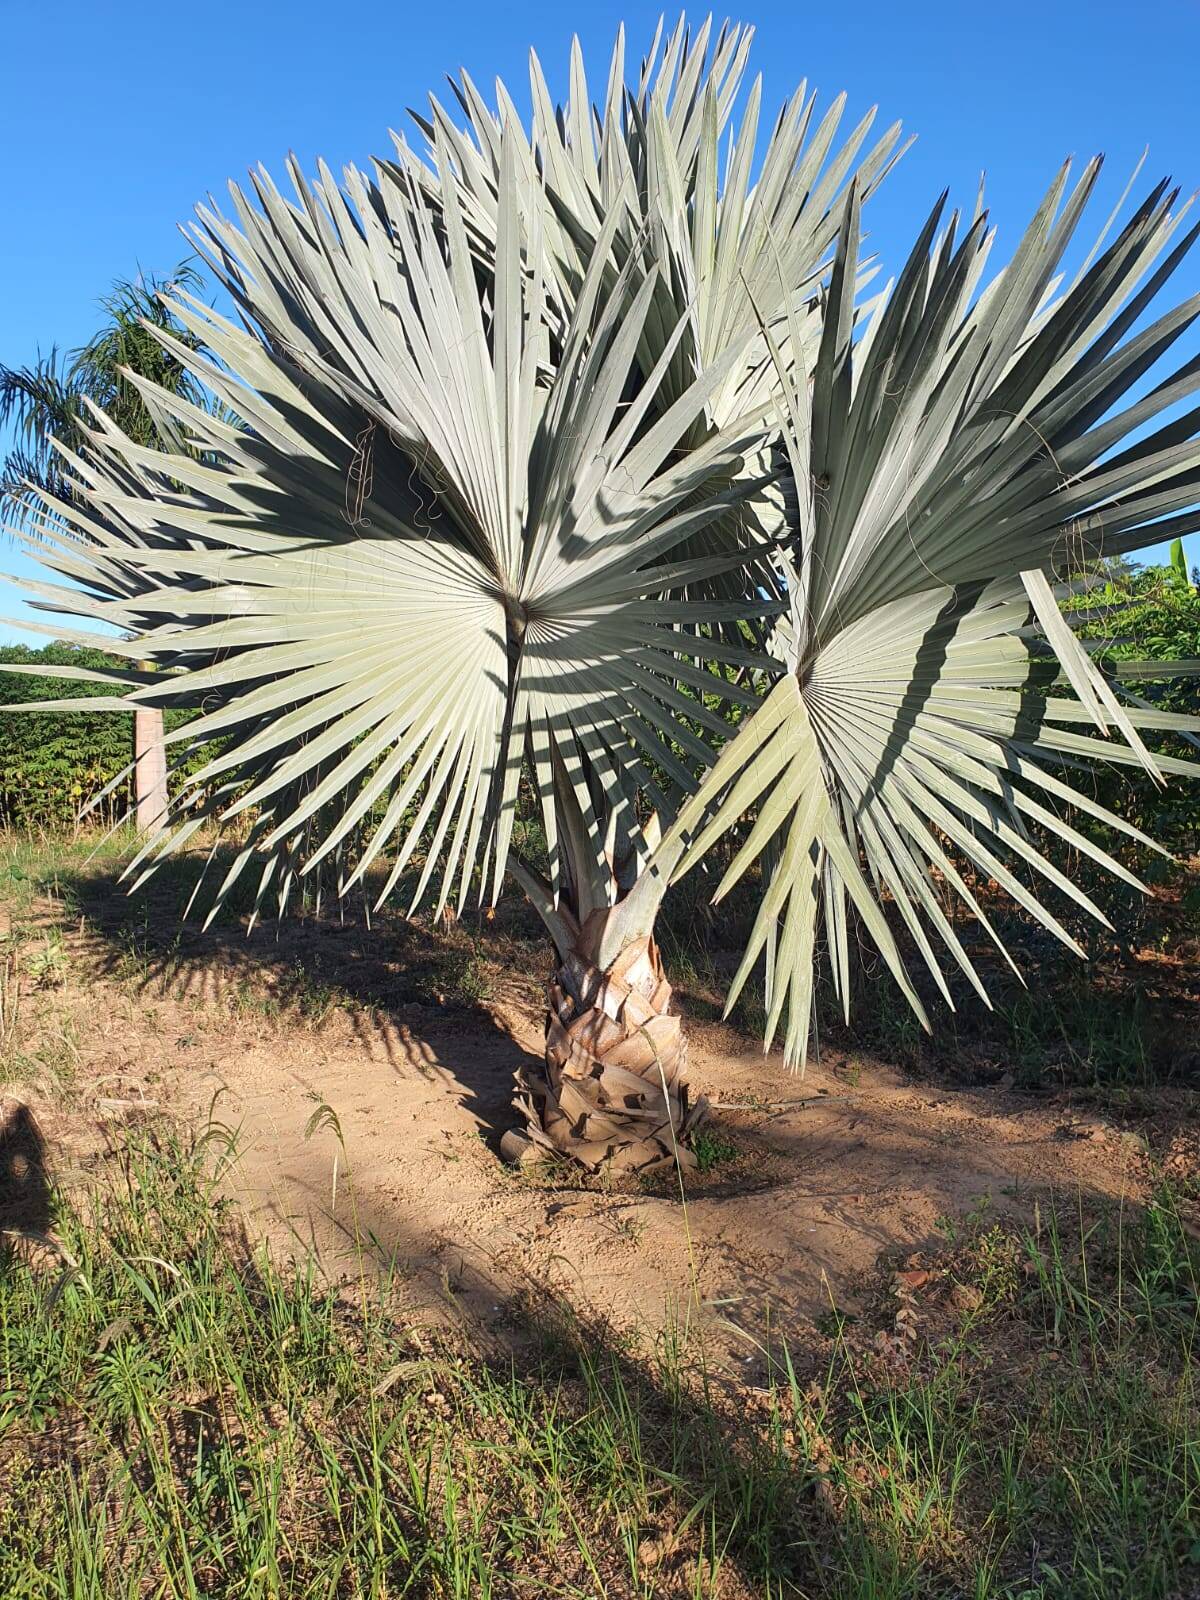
[0,260,220,833]
[1065,553,1199,672]
[1169,537,1192,591]
[0,261,210,520]
[690,1127,739,1172]
[1064,559,1200,848]
[0,644,133,826]
[0,642,197,828]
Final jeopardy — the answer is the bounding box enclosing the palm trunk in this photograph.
[133,704,168,836]
[518,921,706,1174]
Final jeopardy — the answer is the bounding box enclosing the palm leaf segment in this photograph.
[404,18,905,415]
[672,163,1200,1065]
[7,189,762,929]
[397,17,908,661]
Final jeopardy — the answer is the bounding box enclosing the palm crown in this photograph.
[6,17,1199,1170]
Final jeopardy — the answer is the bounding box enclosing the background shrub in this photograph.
[0,643,197,829]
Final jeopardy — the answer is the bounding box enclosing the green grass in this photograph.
[0,1128,1196,1598]
[0,828,133,920]
[653,847,1200,1093]
[0,826,1197,1593]
[0,829,514,1047]
[832,931,1195,1093]
[690,1128,739,1173]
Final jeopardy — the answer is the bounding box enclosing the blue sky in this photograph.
[2,0,1198,642]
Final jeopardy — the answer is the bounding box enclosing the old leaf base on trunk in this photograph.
[518,916,707,1174]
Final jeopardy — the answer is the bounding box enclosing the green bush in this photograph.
[0,642,198,829]
[1064,558,1200,853]
[0,643,133,828]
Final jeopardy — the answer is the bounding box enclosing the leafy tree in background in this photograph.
[0,262,210,512]
[0,643,134,827]
[5,19,1200,1172]
[1065,540,1200,850]
[0,642,207,830]
[0,263,212,832]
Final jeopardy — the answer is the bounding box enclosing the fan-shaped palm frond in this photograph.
[181,21,904,688]
[398,16,907,404]
[668,165,1200,1065]
[3,121,773,937]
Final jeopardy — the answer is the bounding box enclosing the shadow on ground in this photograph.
[0,1096,51,1239]
[53,850,546,1149]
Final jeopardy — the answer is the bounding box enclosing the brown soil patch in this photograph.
[7,874,1194,1377]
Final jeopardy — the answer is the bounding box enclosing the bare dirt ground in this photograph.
[9,859,1196,1376]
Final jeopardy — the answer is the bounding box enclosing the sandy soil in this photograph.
[12,890,1194,1374]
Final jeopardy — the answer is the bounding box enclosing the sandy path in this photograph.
[134,986,1151,1358]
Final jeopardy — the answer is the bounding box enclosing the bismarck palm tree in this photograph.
[6,19,1200,1172]
[0,262,213,833]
